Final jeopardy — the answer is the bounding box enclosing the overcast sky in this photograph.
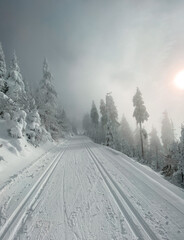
[1,0,184,136]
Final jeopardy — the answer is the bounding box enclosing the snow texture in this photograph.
[0,137,184,240]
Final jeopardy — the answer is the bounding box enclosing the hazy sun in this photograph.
[174,70,184,89]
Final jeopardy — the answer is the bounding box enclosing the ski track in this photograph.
[0,142,63,194]
[0,143,68,240]
[0,136,184,239]
[0,142,68,229]
[85,143,159,240]
[89,142,184,240]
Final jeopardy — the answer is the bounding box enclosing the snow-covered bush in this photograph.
[9,110,27,138]
[26,109,47,145]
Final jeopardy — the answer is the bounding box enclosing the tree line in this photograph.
[0,42,74,146]
[83,89,184,186]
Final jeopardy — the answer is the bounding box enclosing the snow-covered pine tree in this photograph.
[25,95,48,145]
[133,88,149,159]
[119,115,134,157]
[100,99,107,127]
[166,125,184,183]
[149,127,163,170]
[178,125,184,183]
[105,93,119,148]
[36,58,58,139]
[0,52,28,138]
[0,91,16,117]
[6,52,27,107]
[99,99,107,143]
[0,43,13,118]
[161,111,174,154]
[90,101,99,142]
[0,42,7,93]
[90,101,99,126]
[0,43,15,118]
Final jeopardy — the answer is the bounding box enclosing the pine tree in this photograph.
[6,52,26,106]
[36,58,58,139]
[90,101,99,126]
[133,88,149,159]
[99,99,107,143]
[26,107,42,145]
[100,99,107,127]
[179,125,184,183]
[90,101,99,142]
[106,93,118,124]
[0,91,16,117]
[119,115,134,157]
[149,127,163,170]
[161,111,174,154]
[105,93,119,148]
[0,42,7,93]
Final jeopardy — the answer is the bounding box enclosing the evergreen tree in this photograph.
[0,42,7,93]
[99,99,107,143]
[149,127,163,170]
[106,93,118,124]
[36,58,58,139]
[133,88,149,159]
[0,91,16,117]
[161,111,174,154]
[179,125,184,183]
[119,115,134,156]
[6,52,26,106]
[90,101,99,142]
[26,107,43,145]
[105,93,119,148]
[90,101,99,126]
[100,99,107,127]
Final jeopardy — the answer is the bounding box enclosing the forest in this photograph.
[83,90,184,186]
[0,42,75,147]
[0,40,184,188]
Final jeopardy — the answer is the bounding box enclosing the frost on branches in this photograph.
[36,58,61,140]
[0,42,7,93]
[6,52,26,107]
[0,42,72,151]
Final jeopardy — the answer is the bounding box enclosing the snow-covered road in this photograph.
[0,136,184,240]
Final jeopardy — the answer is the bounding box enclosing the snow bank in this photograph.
[0,119,57,183]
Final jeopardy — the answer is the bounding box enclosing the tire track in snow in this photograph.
[0,144,68,240]
[85,143,159,240]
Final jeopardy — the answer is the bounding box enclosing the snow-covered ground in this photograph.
[0,119,61,184]
[0,136,184,239]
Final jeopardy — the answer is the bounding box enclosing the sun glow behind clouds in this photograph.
[174,70,184,89]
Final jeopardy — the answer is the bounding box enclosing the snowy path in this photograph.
[0,137,184,239]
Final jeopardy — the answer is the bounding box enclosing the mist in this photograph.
[1,0,184,136]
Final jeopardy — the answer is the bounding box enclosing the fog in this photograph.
[1,0,184,136]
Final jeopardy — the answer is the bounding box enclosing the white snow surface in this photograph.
[0,136,184,240]
[0,119,59,183]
